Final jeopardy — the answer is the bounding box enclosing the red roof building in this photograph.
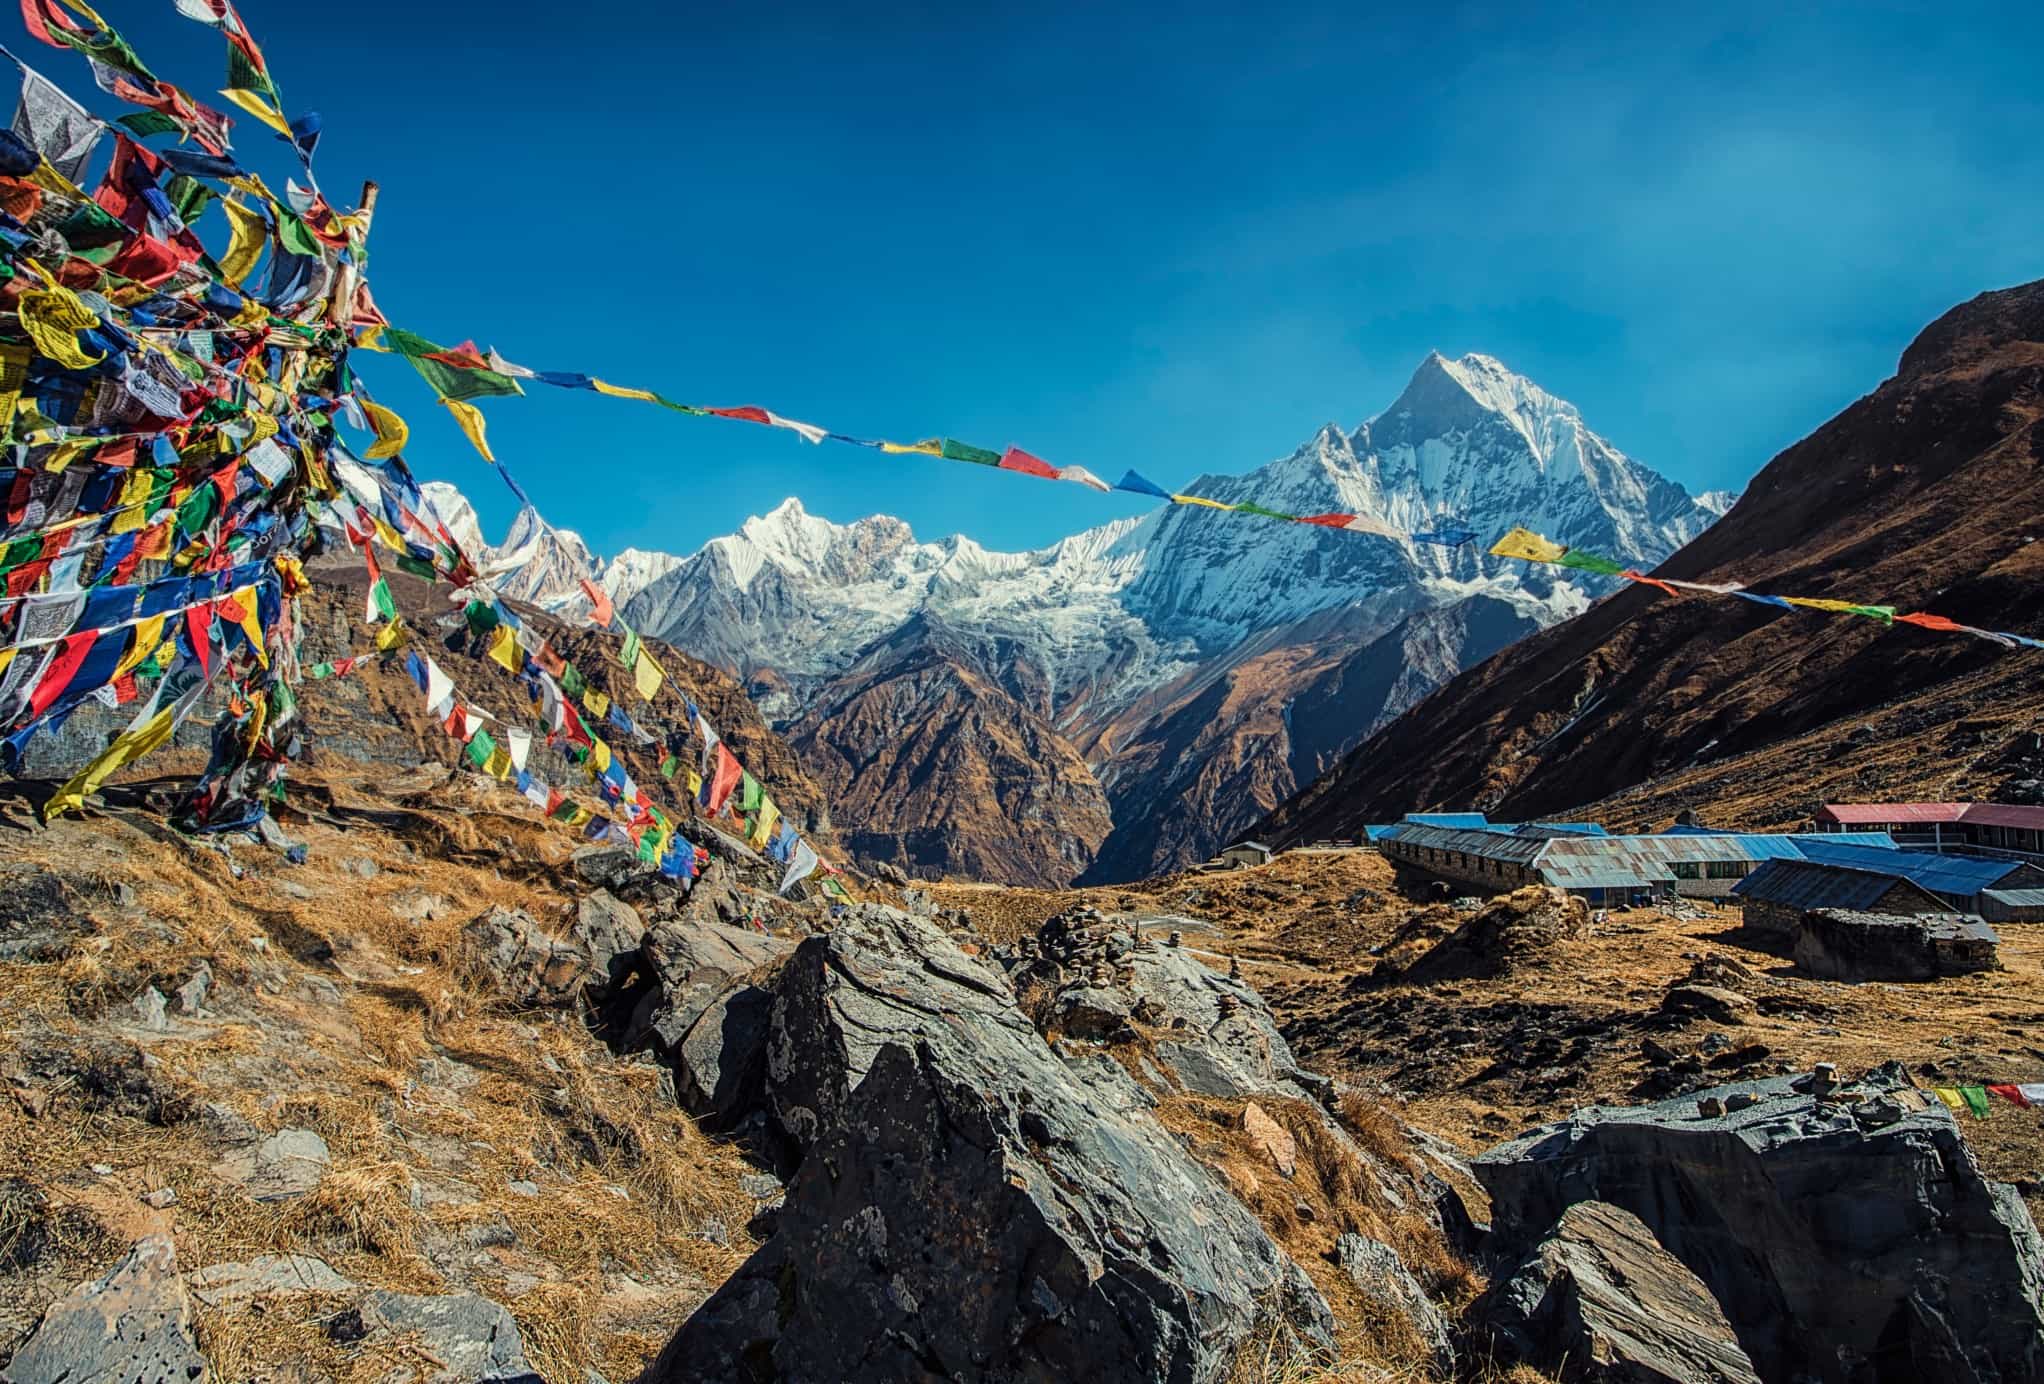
[1814,802,2044,859]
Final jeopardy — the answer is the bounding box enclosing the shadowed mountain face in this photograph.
[1260,280,2044,847]
[423,353,1722,883]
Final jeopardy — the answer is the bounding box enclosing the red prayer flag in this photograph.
[579,578,614,628]
[1622,569,1683,598]
[997,447,1060,480]
[708,743,743,815]
[25,632,97,720]
[1298,513,1359,529]
[1988,1084,2028,1107]
[1896,612,1966,634]
[186,603,213,674]
[422,340,492,370]
[707,406,772,426]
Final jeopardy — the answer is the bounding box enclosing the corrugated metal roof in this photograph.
[1660,823,1727,836]
[1960,804,2044,831]
[1732,859,1934,911]
[1790,833,1900,850]
[1984,889,2044,909]
[1817,803,1967,825]
[1405,812,1491,829]
[1526,822,1612,836]
[1382,822,1549,866]
[1793,840,2023,897]
[1541,868,1653,889]
[1364,824,1402,842]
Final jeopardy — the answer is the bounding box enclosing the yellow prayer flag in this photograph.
[110,503,148,536]
[1489,527,1571,564]
[45,696,182,821]
[218,197,268,286]
[1781,598,1868,615]
[1171,495,1235,511]
[487,625,521,673]
[219,87,294,137]
[633,652,664,700]
[246,410,280,446]
[112,616,169,682]
[686,769,702,798]
[372,515,407,552]
[591,379,659,403]
[441,397,495,463]
[486,744,514,780]
[567,806,592,827]
[1933,1087,1966,1111]
[374,618,408,652]
[228,586,269,667]
[880,439,943,456]
[362,400,409,460]
[589,739,612,773]
[584,688,611,718]
[19,285,104,370]
[748,796,781,851]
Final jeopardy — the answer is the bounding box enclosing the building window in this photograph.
[1673,862,1701,880]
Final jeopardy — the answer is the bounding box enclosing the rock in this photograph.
[141,1187,177,1209]
[357,1290,541,1383]
[1335,1232,1454,1378]
[343,856,378,878]
[573,889,646,995]
[189,1253,357,1304]
[506,1179,539,1198]
[572,844,653,892]
[1474,1067,2044,1383]
[874,861,911,887]
[390,891,452,923]
[1793,908,1999,981]
[130,986,168,1031]
[458,906,600,1009]
[1054,984,1132,1039]
[196,1100,258,1148]
[1239,1102,1298,1177]
[174,963,211,1016]
[4,1235,206,1384]
[739,1173,782,1201]
[1474,1200,1760,1383]
[624,902,792,1123]
[1658,985,1756,1024]
[643,904,1332,1384]
[213,1127,330,1202]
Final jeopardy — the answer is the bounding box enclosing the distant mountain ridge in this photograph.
[420,352,1726,883]
[1258,281,2044,849]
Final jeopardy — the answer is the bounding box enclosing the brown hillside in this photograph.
[1262,279,2044,841]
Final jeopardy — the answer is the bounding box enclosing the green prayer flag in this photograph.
[276,211,322,258]
[1851,605,1897,625]
[309,662,334,680]
[382,327,524,400]
[636,830,661,864]
[621,629,642,668]
[394,553,438,581]
[550,797,579,822]
[117,111,183,138]
[465,729,497,770]
[738,772,763,815]
[167,174,215,226]
[1558,549,1627,577]
[1962,1085,1991,1119]
[1236,503,1300,521]
[464,600,499,634]
[370,578,397,621]
[660,754,680,779]
[560,663,586,698]
[940,438,1002,466]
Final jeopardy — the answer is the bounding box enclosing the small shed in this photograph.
[1218,841,1274,870]
[1981,889,2044,924]
[1794,909,1999,981]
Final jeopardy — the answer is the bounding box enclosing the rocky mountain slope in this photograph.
[428,354,1723,883]
[1260,280,2044,846]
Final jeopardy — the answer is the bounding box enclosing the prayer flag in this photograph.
[1961,1086,1991,1119]
[998,447,1060,480]
[581,578,614,628]
[779,837,819,895]
[1988,1084,2026,1108]
[1560,549,1627,576]
[362,400,408,460]
[441,397,494,463]
[633,651,664,700]
[708,743,742,814]
[1932,1087,1966,1112]
[941,438,1001,466]
[1490,527,1570,564]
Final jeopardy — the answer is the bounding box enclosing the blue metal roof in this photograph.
[1527,822,1611,836]
[1364,824,1406,842]
[1731,859,1938,911]
[1792,840,2024,899]
[1405,812,1490,829]
[1659,823,1726,836]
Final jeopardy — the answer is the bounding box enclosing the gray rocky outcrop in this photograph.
[3,1235,206,1384]
[353,1291,540,1383]
[643,904,1332,1384]
[1474,1066,2044,1382]
[458,906,600,1009]
[211,1127,330,1202]
[621,881,792,1123]
[1471,1200,1760,1383]
[1793,908,1998,982]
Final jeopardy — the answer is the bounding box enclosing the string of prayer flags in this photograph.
[1488,527,2042,653]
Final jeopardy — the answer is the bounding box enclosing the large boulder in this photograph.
[457,907,598,1009]
[572,889,646,995]
[1336,1232,1454,1378]
[643,904,1332,1384]
[353,1291,540,1383]
[1474,1067,2044,1383]
[1470,1200,1760,1383]
[622,901,792,1123]
[4,1235,207,1384]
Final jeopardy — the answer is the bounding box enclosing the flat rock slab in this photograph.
[1336,1232,1454,1377]
[190,1254,357,1305]
[5,1234,206,1384]
[359,1291,539,1383]
[212,1127,330,1201]
[1473,1201,1759,1383]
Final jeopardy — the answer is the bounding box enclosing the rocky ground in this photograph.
[7,766,2044,1382]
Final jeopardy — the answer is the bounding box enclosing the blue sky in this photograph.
[65,1,2044,557]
